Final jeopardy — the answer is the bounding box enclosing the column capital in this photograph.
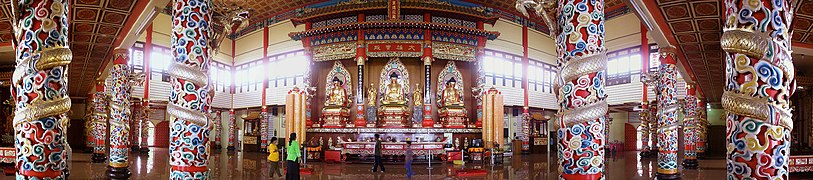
[112,48,129,65]
[658,46,677,64]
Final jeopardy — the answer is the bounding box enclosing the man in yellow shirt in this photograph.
[267,137,282,178]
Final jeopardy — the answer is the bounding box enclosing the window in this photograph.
[483,51,522,88]
[605,45,650,86]
[268,51,307,87]
[482,50,556,92]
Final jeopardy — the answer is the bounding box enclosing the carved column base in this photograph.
[639,150,650,157]
[91,153,107,163]
[106,166,132,180]
[227,146,236,151]
[139,147,150,153]
[655,173,681,180]
[682,159,698,169]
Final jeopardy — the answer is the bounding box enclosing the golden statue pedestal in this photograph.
[377,104,410,128]
[439,105,467,128]
[322,106,350,128]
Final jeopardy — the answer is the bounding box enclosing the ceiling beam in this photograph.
[626,0,699,89]
[92,0,169,95]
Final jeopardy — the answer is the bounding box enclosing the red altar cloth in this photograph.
[0,147,14,163]
[790,155,813,172]
[447,151,463,162]
[0,147,14,176]
[341,142,445,155]
[325,150,342,163]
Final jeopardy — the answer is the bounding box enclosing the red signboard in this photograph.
[368,43,421,52]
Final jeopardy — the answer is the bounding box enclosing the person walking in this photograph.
[286,133,301,180]
[371,134,385,173]
[268,137,282,179]
[404,141,413,178]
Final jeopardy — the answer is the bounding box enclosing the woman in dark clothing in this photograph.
[286,133,301,180]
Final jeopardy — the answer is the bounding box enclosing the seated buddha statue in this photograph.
[321,77,350,128]
[324,77,348,107]
[377,73,409,128]
[381,73,407,106]
[439,78,464,107]
[438,78,467,128]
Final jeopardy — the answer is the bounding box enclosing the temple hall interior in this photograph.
[2,0,813,179]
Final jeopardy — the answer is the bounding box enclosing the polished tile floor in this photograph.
[14,148,810,179]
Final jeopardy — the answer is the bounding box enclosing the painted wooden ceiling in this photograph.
[647,0,813,102]
[0,0,144,97]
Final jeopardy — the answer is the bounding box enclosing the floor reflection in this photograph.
[55,148,744,179]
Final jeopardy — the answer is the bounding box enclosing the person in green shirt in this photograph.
[286,133,301,179]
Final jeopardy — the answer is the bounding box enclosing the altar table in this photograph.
[341,142,445,156]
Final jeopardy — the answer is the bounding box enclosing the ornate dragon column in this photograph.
[649,100,658,154]
[107,48,132,179]
[10,0,72,179]
[682,84,698,169]
[228,109,235,151]
[92,84,109,163]
[655,47,679,179]
[214,110,222,149]
[85,97,94,152]
[639,102,651,157]
[517,0,608,179]
[696,99,707,156]
[168,0,213,178]
[721,0,794,179]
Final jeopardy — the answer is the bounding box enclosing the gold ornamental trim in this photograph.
[13,47,73,85]
[560,53,607,85]
[721,91,793,130]
[168,62,208,87]
[558,100,608,127]
[167,103,209,126]
[14,96,71,126]
[721,30,794,80]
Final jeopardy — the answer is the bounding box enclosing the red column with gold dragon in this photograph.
[10,0,72,179]
[91,84,108,163]
[517,0,607,179]
[722,0,795,179]
[107,48,132,179]
[655,47,679,179]
[168,0,213,179]
[682,84,698,169]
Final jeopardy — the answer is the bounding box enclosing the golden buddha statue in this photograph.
[413,84,423,107]
[377,73,410,128]
[324,77,348,107]
[367,83,376,106]
[438,77,467,128]
[439,78,463,107]
[381,73,407,105]
[321,76,351,128]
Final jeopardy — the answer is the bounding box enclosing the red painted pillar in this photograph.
[261,26,269,151]
[682,85,698,169]
[108,48,133,178]
[422,12,435,128]
[522,25,529,114]
[475,20,486,128]
[91,83,109,163]
[546,1,608,179]
[639,23,651,155]
[656,47,679,178]
[167,0,213,178]
[140,24,153,152]
[228,38,237,151]
[355,13,368,128]
[11,0,72,178]
[722,0,794,178]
